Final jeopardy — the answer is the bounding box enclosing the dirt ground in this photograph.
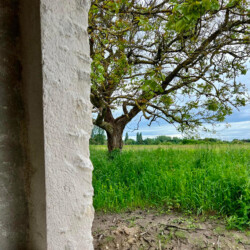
[93,210,250,250]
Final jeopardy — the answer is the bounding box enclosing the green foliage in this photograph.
[91,145,250,229]
[136,132,143,144]
[89,0,249,151]
[124,132,129,144]
[122,134,248,145]
[90,125,106,145]
[108,148,121,160]
[124,138,136,145]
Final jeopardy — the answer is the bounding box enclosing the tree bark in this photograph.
[106,126,124,152]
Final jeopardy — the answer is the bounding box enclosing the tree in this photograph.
[136,132,143,144]
[90,125,106,145]
[124,132,129,144]
[126,138,136,145]
[89,0,249,152]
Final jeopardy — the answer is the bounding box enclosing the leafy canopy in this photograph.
[89,0,249,135]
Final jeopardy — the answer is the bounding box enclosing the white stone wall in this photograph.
[41,0,94,249]
[1,0,93,248]
[21,0,93,249]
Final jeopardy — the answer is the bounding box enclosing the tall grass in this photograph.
[91,146,250,229]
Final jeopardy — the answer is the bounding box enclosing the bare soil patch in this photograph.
[93,210,250,250]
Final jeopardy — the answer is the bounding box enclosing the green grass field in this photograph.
[90,145,250,229]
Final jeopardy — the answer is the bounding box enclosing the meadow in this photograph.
[91,145,250,229]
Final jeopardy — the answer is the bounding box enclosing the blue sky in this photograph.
[124,71,250,141]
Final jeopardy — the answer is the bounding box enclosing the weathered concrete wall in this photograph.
[1,0,93,249]
[0,1,29,249]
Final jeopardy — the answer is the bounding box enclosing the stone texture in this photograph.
[40,0,94,249]
[20,0,94,249]
[0,1,29,249]
[0,0,93,249]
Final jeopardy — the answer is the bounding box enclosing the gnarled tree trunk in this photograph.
[106,126,124,152]
[93,106,140,152]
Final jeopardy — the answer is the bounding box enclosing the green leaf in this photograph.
[202,0,212,10]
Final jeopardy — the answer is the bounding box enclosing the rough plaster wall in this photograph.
[1,0,93,248]
[0,0,28,249]
[41,0,94,249]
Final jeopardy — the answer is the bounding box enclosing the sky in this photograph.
[123,70,250,141]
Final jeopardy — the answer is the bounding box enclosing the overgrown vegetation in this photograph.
[91,145,250,229]
[90,125,106,145]
[89,0,250,151]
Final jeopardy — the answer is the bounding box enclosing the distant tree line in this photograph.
[124,133,226,145]
[90,126,250,145]
[90,126,106,145]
